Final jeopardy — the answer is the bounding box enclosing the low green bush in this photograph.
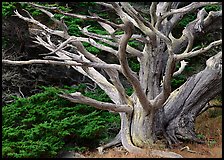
[2,85,120,158]
[2,2,17,17]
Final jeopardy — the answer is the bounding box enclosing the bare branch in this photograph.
[26,2,122,30]
[171,2,181,9]
[119,21,152,112]
[95,2,114,9]
[47,35,118,56]
[79,25,143,57]
[2,59,122,71]
[79,25,117,47]
[30,4,69,37]
[156,2,172,16]
[120,2,156,40]
[180,8,208,54]
[110,2,146,33]
[121,2,172,48]
[88,12,116,35]
[204,10,222,25]
[14,10,66,38]
[154,2,172,30]
[173,60,188,77]
[182,31,194,54]
[176,40,222,60]
[67,40,131,105]
[13,2,133,106]
[59,92,132,113]
[161,2,219,22]
[149,2,157,26]
[170,9,222,55]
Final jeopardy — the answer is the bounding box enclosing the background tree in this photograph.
[2,2,222,158]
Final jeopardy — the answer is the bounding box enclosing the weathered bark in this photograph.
[154,53,222,146]
[2,2,222,158]
[130,96,154,147]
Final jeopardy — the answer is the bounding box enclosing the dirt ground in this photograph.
[82,108,222,158]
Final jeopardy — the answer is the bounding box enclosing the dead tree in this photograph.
[2,2,222,158]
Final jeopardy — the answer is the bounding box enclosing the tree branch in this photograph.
[173,60,188,77]
[161,2,219,22]
[2,59,122,71]
[14,10,66,38]
[59,92,132,113]
[119,20,152,112]
[120,2,172,48]
[169,9,222,55]
[110,2,147,34]
[176,39,222,60]
[79,25,143,57]
[150,2,157,26]
[29,3,69,37]
[152,49,175,108]
[26,2,122,30]
[95,2,114,9]
[13,2,137,106]
[120,2,155,38]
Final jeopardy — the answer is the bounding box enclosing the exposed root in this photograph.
[164,128,182,148]
[97,131,121,154]
[150,149,183,158]
[177,120,205,144]
[164,115,205,147]
[180,146,197,153]
[163,127,205,149]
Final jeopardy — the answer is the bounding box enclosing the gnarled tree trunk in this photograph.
[2,2,222,158]
[154,53,222,145]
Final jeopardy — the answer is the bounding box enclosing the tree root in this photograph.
[97,131,121,154]
[150,149,183,158]
[164,124,205,149]
[180,146,197,153]
[97,130,183,158]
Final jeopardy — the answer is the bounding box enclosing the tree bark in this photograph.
[2,2,222,158]
[153,55,222,146]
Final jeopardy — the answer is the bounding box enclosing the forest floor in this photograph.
[81,108,222,158]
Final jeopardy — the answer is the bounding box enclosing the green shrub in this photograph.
[2,2,17,17]
[204,4,221,12]
[171,75,187,89]
[2,85,120,158]
[128,58,140,72]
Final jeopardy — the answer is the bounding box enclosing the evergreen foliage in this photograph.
[2,85,120,158]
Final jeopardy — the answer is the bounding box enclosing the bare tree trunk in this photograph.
[130,98,154,147]
[2,2,222,158]
[153,55,222,146]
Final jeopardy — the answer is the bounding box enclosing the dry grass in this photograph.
[83,108,222,158]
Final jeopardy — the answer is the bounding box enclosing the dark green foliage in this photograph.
[171,75,186,90]
[128,58,140,72]
[82,42,101,55]
[20,2,43,17]
[128,40,143,49]
[204,4,221,12]
[125,87,134,96]
[2,2,17,17]
[3,85,120,158]
[178,13,196,29]
[87,26,108,35]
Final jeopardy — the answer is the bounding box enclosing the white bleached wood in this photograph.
[59,93,132,113]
